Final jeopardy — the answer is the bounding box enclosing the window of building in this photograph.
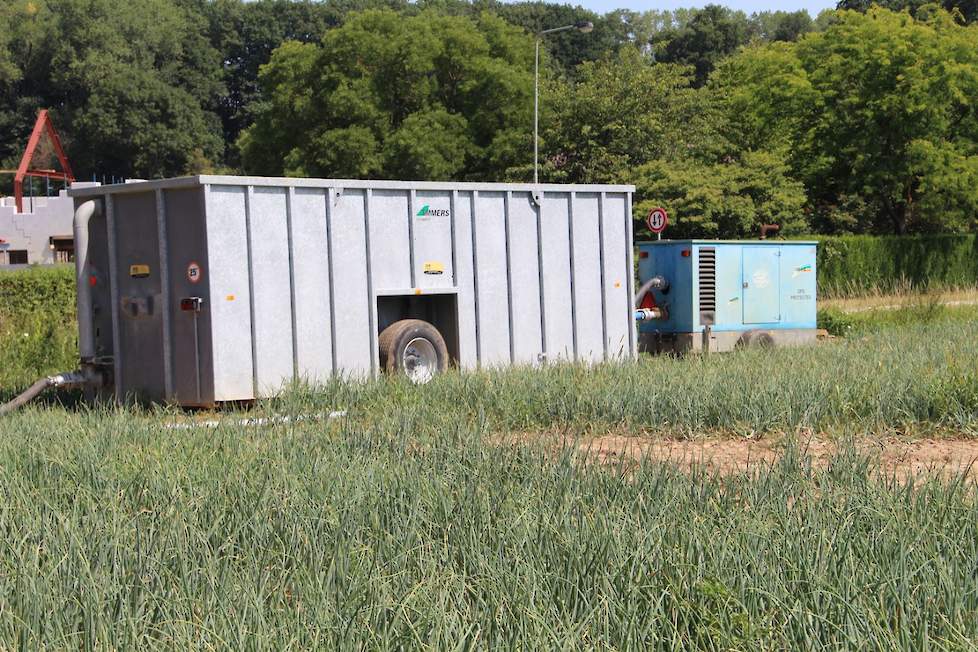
[5,250,28,265]
[50,237,74,264]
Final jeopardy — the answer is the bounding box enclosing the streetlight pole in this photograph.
[534,21,593,185]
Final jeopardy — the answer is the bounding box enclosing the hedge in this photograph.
[815,234,978,297]
[0,265,75,318]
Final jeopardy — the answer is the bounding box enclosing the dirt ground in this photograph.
[497,432,978,481]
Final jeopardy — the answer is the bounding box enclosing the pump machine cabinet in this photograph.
[69,176,638,406]
[636,240,818,354]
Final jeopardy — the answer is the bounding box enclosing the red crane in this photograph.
[8,110,75,213]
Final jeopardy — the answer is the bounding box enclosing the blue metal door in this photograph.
[742,247,780,324]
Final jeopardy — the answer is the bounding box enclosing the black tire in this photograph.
[378,319,449,383]
[736,329,776,349]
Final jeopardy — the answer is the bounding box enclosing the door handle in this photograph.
[742,282,749,288]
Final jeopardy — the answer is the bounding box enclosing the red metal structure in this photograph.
[12,110,75,213]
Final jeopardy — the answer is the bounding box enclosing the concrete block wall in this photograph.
[0,183,99,267]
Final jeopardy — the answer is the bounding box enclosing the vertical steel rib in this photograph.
[244,186,258,397]
[535,191,548,361]
[408,189,417,288]
[325,189,338,376]
[105,194,122,401]
[503,191,515,364]
[285,187,299,381]
[598,191,608,360]
[155,189,174,400]
[470,191,482,367]
[364,189,378,377]
[567,193,578,362]
[625,192,636,358]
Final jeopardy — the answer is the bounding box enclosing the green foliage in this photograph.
[240,9,534,180]
[0,316,978,646]
[539,48,719,184]
[634,150,808,238]
[717,7,978,235]
[0,266,75,317]
[655,4,751,86]
[816,306,855,336]
[816,233,978,296]
[0,0,225,178]
[0,267,77,390]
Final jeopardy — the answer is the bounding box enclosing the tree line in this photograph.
[2,0,976,236]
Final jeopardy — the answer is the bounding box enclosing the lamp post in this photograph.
[534,21,593,184]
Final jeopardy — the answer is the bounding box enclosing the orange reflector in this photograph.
[681,249,691,257]
[89,275,97,287]
[639,251,649,259]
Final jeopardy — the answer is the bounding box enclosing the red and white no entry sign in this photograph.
[646,207,668,234]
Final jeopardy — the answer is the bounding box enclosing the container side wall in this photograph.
[539,194,575,362]
[780,243,818,328]
[473,192,511,367]
[165,187,214,406]
[413,190,455,290]
[205,186,255,401]
[248,187,296,395]
[330,189,372,378]
[113,191,166,402]
[601,192,631,359]
[368,189,411,291]
[453,191,478,369]
[570,193,604,362]
[507,192,544,365]
[291,188,334,383]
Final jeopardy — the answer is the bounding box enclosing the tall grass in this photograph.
[0,408,976,648]
[262,316,978,436]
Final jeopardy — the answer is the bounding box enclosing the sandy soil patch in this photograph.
[496,432,978,480]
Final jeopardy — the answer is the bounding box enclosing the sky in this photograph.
[549,0,839,17]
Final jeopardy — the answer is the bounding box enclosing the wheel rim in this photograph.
[401,337,437,384]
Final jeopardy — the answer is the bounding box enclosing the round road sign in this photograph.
[647,207,668,234]
[187,261,202,284]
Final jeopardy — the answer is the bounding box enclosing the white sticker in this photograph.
[187,261,202,284]
[752,268,770,289]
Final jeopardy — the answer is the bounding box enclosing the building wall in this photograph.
[0,183,98,267]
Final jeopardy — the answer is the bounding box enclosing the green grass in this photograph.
[3,273,978,647]
[0,407,977,648]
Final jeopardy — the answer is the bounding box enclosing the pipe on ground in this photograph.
[0,371,90,416]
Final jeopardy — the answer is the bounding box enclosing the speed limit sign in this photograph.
[647,207,668,234]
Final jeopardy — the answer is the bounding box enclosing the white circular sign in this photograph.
[187,261,202,284]
[647,207,668,234]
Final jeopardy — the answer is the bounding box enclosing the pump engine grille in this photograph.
[698,247,716,324]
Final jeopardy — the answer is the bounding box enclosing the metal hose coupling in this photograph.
[0,368,102,416]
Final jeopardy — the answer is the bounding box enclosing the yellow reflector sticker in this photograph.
[423,261,444,275]
[129,264,150,278]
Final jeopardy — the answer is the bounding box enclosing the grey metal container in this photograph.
[70,176,637,406]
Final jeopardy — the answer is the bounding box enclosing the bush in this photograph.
[815,234,978,297]
[0,266,75,318]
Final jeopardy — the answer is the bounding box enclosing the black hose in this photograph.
[0,377,55,416]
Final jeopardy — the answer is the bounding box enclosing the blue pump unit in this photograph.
[636,240,818,353]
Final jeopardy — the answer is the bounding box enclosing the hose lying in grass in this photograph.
[0,371,90,416]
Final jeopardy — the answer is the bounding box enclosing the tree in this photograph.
[715,8,978,234]
[239,9,535,181]
[654,5,751,86]
[538,47,722,184]
[0,0,225,180]
[633,151,808,238]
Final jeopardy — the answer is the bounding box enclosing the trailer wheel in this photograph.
[378,319,449,384]
[737,330,776,349]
